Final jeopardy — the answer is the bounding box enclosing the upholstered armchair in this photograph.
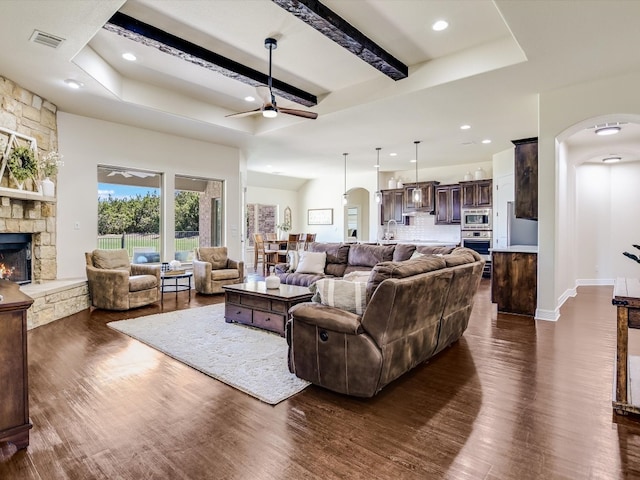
[85,249,161,310]
[193,247,244,294]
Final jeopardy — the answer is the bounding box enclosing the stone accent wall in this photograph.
[0,75,58,281]
[198,180,223,246]
[1,76,90,329]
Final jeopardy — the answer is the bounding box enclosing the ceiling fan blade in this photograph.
[279,107,318,120]
[225,108,262,118]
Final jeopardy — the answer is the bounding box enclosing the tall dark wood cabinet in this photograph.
[0,280,34,450]
[435,184,461,225]
[512,137,538,220]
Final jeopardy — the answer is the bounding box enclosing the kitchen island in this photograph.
[491,245,538,316]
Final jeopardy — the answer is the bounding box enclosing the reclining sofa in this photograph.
[276,242,456,286]
[286,246,484,397]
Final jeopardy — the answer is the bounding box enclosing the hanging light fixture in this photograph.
[375,147,382,203]
[412,141,422,206]
[342,153,349,205]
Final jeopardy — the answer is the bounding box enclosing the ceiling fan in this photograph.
[226,38,318,120]
[107,170,156,179]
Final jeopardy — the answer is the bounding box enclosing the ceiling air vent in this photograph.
[29,30,65,49]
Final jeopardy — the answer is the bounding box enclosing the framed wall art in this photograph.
[307,208,333,225]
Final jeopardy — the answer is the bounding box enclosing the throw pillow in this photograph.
[311,278,367,315]
[343,271,372,283]
[93,249,130,270]
[197,247,228,269]
[287,250,299,272]
[296,251,326,274]
[410,251,425,259]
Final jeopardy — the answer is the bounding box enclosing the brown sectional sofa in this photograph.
[276,242,457,286]
[285,245,484,397]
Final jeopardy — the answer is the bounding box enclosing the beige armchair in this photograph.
[193,247,244,294]
[85,249,161,310]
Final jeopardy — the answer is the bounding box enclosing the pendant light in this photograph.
[375,147,382,203]
[412,141,422,206]
[342,153,349,205]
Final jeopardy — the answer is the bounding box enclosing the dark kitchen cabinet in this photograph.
[380,189,406,225]
[461,179,492,208]
[435,184,461,225]
[404,181,439,214]
[512,137,538,220]
[0,280,34,451]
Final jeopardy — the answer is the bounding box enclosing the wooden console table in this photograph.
[612,277,640,415]
[0,280,34,450]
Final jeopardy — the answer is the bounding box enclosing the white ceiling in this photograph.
[1,0,640,186]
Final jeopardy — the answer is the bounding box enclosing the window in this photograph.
[174,175,224,261]
[97,166,162,264]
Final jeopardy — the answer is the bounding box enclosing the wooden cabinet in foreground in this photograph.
[0,280,34,450]
[491,249,537,316]
[435,184,461,225]
[460,179,492,208]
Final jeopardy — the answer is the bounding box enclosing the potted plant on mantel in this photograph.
[7,146,38,190]
[38,150,63,197]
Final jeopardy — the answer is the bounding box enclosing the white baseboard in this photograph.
[558,287,577,307]
[575,278,615,286]
[535,308,559,322]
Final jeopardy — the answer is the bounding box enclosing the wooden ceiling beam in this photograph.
[272,0,408,81]
[103,12,318,107]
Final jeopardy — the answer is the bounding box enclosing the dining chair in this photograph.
[253,233,278,276]
[303,233,316,250]
[277,233,301,263]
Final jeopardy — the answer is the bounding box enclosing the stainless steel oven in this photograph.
[461,208,492,230]
[461,230,492,262]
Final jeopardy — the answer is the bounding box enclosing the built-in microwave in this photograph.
[461,208,492,230]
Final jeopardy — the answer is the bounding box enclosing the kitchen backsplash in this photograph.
[388,213,461,243]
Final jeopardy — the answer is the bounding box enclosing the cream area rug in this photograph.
[107,303,310,405]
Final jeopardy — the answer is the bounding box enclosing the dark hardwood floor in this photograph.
[2,279,640,479]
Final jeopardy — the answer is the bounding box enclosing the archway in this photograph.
[344,187,370,242]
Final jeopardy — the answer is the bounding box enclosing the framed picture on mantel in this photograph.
[308,208,333,225]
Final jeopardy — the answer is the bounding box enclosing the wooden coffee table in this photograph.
[223,282,313,336]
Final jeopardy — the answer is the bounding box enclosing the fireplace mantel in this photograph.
[0,186,55,203]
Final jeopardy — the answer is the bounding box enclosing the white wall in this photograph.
[539,71,640,319]
[57,113,242,279]
[492,148,516,249]
[576,162,640,282]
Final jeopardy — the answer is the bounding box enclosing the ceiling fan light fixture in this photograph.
[595,126,621,136]
[262,107,277,118]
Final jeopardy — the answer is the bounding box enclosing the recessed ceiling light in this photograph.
[244,96,255,102]
[481,139,491,144]
[122,52,137,61]
[603,156,621,163]
[460,124,471,130]
[409,159,417,163]
[432,20,449,31]
[389,152,397,157]
[374,164,380,169]
[595,126,621,136]
[64,79,83,89]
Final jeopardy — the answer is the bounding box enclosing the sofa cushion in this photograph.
[296,251,327,274]
[311,278,367,315]
[348,244,395,267]
[287,250,300,272]
[277,271,326,287]
[443,247,481,266]
[309,242,349,277]
[129,274,158,292]
[93,249,130,271]
[211,268,239,281]
[415,245,456,256]
[366,256,448,303]
[197,247,228,269]
[393,243,416,262]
